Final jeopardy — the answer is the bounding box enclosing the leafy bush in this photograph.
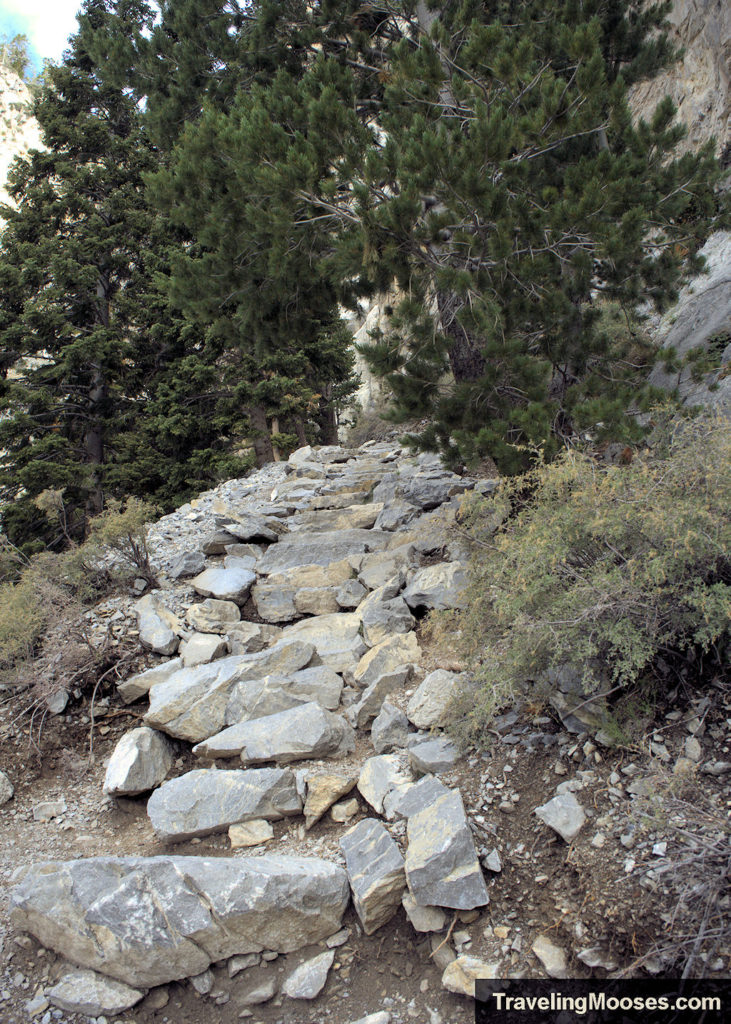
[451,411,730,741]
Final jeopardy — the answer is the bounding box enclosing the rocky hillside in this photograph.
[0,65,42,215]
[0,440,728,1023]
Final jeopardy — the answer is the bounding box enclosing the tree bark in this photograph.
[249,403,274,466]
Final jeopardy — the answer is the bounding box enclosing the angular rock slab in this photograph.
[134,594,181,656]
[304,772,358,830]
[195,703,355,765]
[224,666,344,726]
[144,641,314,742]
[405,790,489,910]
[11,855,349,988]
[47,968,144,1015]
[103,727,175,797]
[403,562,468,611]
[534,792,586,843]
[282,613,367,675]
[357,755,413,816]
[179,632,229,667]
[406,669,463,730]
[348,667,411,730]
[186,599,241,634]
[0,769,14,806]
[441,956,500,997]
[383,775,451,821]
[353,632,421,690]
[147,767,301,841]
[191,566,256,605]
[340,818,406,935]
[282,949,335,999]
[371,702,409,754]
[117,658,183,705]
[408,736,461,775]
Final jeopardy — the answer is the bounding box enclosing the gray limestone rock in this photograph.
[282,613,367,675]
[383,775,451,821]
[0,769,14,806]
[288,504,384,533]
[361,597,415,649]
[374,501,419,532]
[47,969,144,1015]
[353,633,421,689]
[532,934,569,978]
[405,790,489,910]
[227,621,282,655]
[402,893,446,933]
[169,550,206,580]
[179,632,229,667]
[408,736,461,775]
[357,754,413,816]
[103,727,175,797]
[257,530,389,576]
[303,773,358,829]
[11,854,349,988]
[403,562,468,611]
[214,509,286,543]
[195,702,355,764]
[191,565,256,605]
[224,666,343,727]
[348,667,411,730]
[340,818,406,935]
[186,599,241,634]
[117,658,183,705]
[371,702,409,754]
[202,529,239,554]
[336,579,368,608]
[144,641,315,742]
[146,767,301,841]
[534,792,586,843]
[282,949,335,999]
[406,670,463,730]
[134,594,181,656]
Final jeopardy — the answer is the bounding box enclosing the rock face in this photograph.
[404,790,489,910]
[195,702,355,764]
[340,818,406,934]
[103,727,175,797]
[147,767,301,840]
[11,855,350,988]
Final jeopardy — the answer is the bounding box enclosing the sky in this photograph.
[0,0,81,74]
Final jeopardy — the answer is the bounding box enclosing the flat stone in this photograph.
[134,594,181,656]
[293,587,341,616]
[11,855,349,988]
[144,641,315,742]
[212,507,287,543]
[532,934,568,978]
[304,773,358,829]
[229,819,275,848]
[405,790,489,910]
[186,599,241,634]
[47,969,144,1015]
[169,550,206,579]
[349,1014,391,1024]
[224,666,344,726]
[406,670,463,729]
[282,613,367,674]
[195,703,355,764]
[441,956,499,997]
[147,767,301,841]
[0,770,14,806]
[179,632,229,667]
[408,736,461,775]
[402,893,446,933]
[403,563,468,611]
[228,621,282,655]
[202,529,239,554]
[383,775,451,820]
[191,566,256,604]
[288,504,384,533]
[358,545,418,591]
[374,500,419,531]
[190,967,213,993]
[256,531,389,576]
[357,755,413,816]
[282,949,335,999]
[103,727,175,797]
[228,952,260,977]
[117,658,183,705]
[238,972,277,1005]
[340,818,406,935]
[534,792,586,843]
[371,702,409,754]
[353,632,421,689]
[348,667,411,729]
[33,798,67,822]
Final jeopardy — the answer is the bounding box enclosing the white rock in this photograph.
[532,934,568,978]
[103,727,175,796]
[229,819,275,848]
[47,969,144,1015]
[282,949,335,999]
[534,793,586,843]
[179,632,229,667]
[0,770,14,806]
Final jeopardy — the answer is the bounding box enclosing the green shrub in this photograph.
[451,411,730,742]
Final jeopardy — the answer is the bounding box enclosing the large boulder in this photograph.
[186,599,241,634]
[117,658,183,705]
[144,641,314,742]
[194,703,355,764]
[224,666,343,725]
[404,789,489,910]
[252,559,353,623]
[11,855,349,988]
[147,767,301,841]
[256,530,389,576]
[103,727,175,797]
[340,818,406,935]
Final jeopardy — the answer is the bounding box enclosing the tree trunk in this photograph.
[437,290,486,382]
[249,403,274,466]
[318,384,338,444]
[270,416,281,461]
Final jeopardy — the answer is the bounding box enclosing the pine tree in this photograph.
[296,1,722,470]
[0,0,252,549]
